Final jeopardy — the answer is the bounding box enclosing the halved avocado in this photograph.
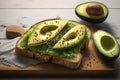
[28,19,68,46]
[75,2,109,23]
[53,25,86,49]
[93,30,120,59]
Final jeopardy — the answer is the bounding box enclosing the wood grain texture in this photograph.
[0,9,120,37]
[0,0,120,77]
[0,40,116,77]
[6,25,25,39]
[0,0,120,8]
[0,24,118,77]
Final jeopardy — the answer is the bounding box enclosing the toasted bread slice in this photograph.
[16,41,83,68]
[15,18,91,69]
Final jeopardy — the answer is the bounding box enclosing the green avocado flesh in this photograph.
[75,2,108,23]
[93,30,120,58]
[19,19,89,59]
[53,25,86,49]
[28,19,68,46]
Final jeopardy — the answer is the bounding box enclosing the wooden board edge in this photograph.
[0,69,117,78]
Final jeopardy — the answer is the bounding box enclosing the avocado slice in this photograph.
[53,24,86,49]
[28,19,68,46]
[93,30,120,59]
[75,2,109,23]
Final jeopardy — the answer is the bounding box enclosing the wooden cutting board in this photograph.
[0,24,117,78]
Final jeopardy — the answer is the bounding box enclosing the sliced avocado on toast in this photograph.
[93,30,120,60]
[75,2,108,23]
[16,18,91,69]
[53,25,86,49]
[28,19,68,46]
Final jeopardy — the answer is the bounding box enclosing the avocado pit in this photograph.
[86,4,104,16]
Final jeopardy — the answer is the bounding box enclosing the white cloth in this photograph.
[0,37,40,67]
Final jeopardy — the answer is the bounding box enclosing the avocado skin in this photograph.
[75,2,109,24]
[75,11,108,23]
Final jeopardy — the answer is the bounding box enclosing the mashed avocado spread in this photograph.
[20,19,88,58]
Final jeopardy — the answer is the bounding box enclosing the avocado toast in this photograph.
[16,18,91,69]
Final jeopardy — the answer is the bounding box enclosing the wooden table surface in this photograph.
[0,0,120,79]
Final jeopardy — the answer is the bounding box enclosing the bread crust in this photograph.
[16,42,52,63]
[16,42,82,68]
[52,53,82,69]
[16,38,83,69]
